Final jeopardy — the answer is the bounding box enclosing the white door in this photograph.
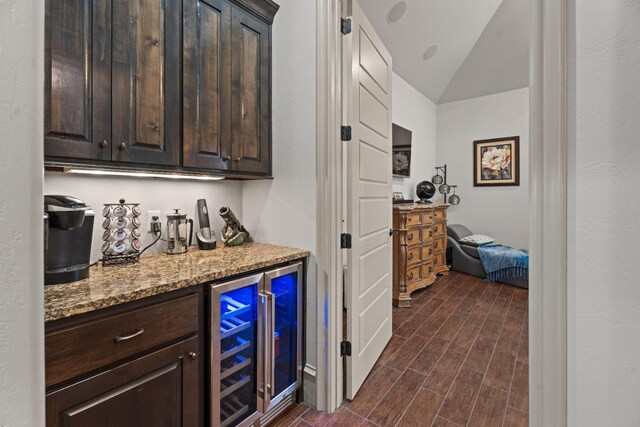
[342,0,393,399]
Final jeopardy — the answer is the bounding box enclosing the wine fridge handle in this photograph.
[268,292,276,397]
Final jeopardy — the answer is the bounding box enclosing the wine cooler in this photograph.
[209,262,303,427]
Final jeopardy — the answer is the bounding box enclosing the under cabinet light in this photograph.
[65,169,225,181]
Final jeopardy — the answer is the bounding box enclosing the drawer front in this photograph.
[434,209,446,221]
[421,226,434,243]
[404,229,421,246]
[46,293,199,388]
[421,211,434,224]
[406,212,422,228]
[407,266,420,284]
[433,237,446,254]
[433,221,445,236]
[434,253,445,267]
[407,247,421,265]
[421,244,434,261]
[421,262,434,279]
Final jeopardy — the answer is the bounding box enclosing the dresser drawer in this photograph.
[421,210,434,224]
[433,236,446,254]
[433,221,445,236]
[46,293,199,387]
[434,253,446,267]
[434,209,446,221]
[421,244,434,261]
[404,229,421,246]
[407,266,420,284]
[407,247,421,265]
[421,226,434,243]
[406,212,422,228]
[421,262,434,279]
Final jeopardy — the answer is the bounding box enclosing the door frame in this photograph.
[316,0,569,422]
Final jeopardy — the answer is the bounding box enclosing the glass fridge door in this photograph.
[264,262,303,411]
[210,273,265,427]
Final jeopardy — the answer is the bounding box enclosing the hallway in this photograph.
[273,272,529,426]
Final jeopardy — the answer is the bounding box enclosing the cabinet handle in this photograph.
[99,140,108,149]
[234,157,241,162]
[188,352,197,360]
[223,156,231,162]
[408,233,414,241]
[241,99,246,119]
[114,328,144,343]
[119,142,127,151]
[429,248,433,256]
[408,253,413,261]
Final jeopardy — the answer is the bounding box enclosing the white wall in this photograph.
[436,88,530,249]
[567,1,640,425]
[0,0,45,425]
[241,0,318,404]
[392,73,437,199]
[44,174,243,262]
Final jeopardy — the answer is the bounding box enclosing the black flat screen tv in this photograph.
[392,123,412,178]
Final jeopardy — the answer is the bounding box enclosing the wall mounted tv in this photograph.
[392,123,412,178]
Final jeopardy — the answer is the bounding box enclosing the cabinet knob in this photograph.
[408,233,414,241]
[408,272,414,281]
[99,140,108,149]
[234,157,241,162]
[188,352,197,360]
[223,156,231,162]
[119,142,127,151]
[408,253,413,261]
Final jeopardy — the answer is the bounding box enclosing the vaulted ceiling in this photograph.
[359,0,530,104]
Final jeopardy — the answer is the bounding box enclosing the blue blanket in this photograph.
[477,244,529,282]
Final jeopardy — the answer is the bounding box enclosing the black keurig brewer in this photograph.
[44,195,94,285]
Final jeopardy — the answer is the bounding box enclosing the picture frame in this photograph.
[393,192,404,200]
[473,136,520,187]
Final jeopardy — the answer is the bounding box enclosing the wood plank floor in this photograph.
[271,272,529,427]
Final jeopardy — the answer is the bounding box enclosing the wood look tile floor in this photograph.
[271,272,529,427]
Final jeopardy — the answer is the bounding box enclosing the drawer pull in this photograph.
[408,272,414,281]
[408,253,414,261]
[429,248,433,256]
[114,328,145,343]
[188,352,197,360]
[429,230,433,238]
[408,233,414,241]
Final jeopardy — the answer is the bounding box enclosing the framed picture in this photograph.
[392,146,412,177]
[473,136,520,187]
[393,192,404,200]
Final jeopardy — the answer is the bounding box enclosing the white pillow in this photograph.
[459,234,495,247]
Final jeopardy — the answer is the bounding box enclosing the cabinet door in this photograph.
[111,0,181,166]
[44,0,111,160]
[46,337,200,427]
[183,0,232,171]
[230,7,271,175]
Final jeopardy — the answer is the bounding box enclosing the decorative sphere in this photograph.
[439,184,451,194]
[449,194,461,205]
[416,181,436,202]
[432,174,444,185]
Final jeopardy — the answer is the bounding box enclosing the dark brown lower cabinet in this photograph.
[46,336,199,427]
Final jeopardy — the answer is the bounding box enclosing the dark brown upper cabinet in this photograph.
[183,0,232,171]
[44,0,112,161]
[45,0,278,177]
[230,6,271,175]
[111,0,181,166]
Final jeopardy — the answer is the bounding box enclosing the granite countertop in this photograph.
[394,202,449,211]
[45,242,310,322]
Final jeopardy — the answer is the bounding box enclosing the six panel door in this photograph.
[183,0,233,171]
[230,6,271,175]
[111,0,181,166]
[44,0,112,161]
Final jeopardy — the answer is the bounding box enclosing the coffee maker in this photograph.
[44,195,95,285]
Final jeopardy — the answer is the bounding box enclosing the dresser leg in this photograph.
[394,293,412,308]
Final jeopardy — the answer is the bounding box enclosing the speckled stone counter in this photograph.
[45,242,309,322]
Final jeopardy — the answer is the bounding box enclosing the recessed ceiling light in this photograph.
[422,44,439,61]
[387,1,408,24]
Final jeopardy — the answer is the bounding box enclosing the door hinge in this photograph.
[340,340,352,357]
[341,18,352,35]
[341,125,352,141]
[389,229,398,237]
[341,233,352,249]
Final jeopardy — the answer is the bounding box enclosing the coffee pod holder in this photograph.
[101,199,142,266]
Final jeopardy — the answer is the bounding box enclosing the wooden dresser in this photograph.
[392,204,449,307]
